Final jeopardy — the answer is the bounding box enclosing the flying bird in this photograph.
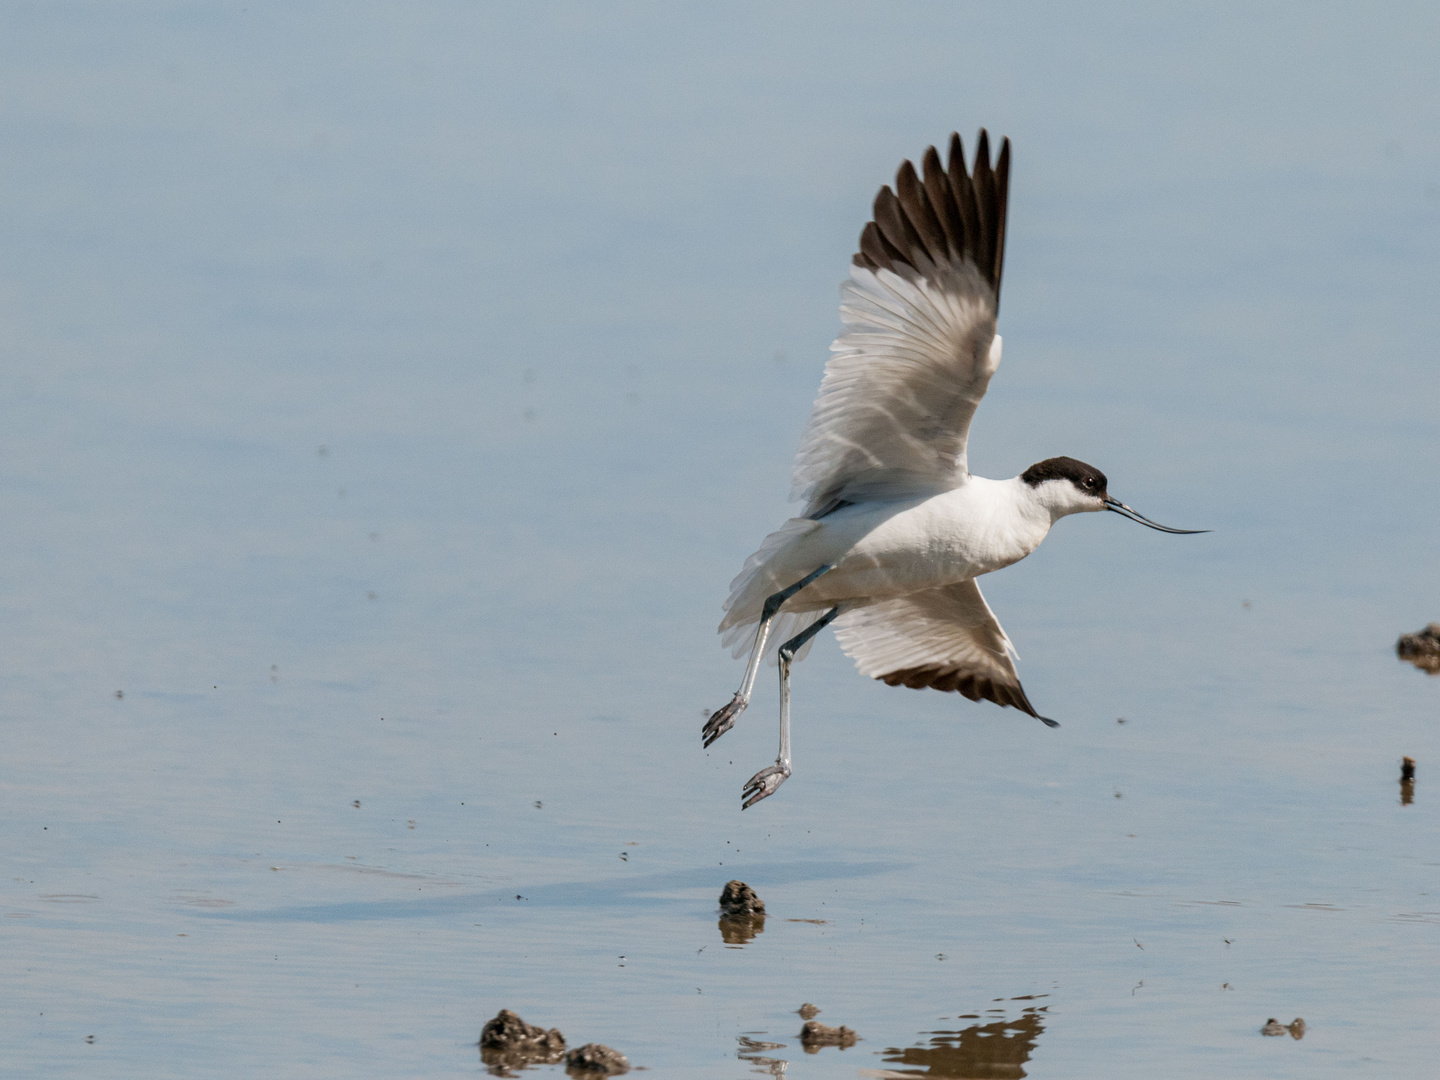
[704,130,1206,808]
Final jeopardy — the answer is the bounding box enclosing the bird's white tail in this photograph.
[718,518,829,664]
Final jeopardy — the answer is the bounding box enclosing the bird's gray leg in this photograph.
[742,605,841,809]
[702,565,831,748]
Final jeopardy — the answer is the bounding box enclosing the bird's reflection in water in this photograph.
[869,997,1047,1079]
[718,913,766,945]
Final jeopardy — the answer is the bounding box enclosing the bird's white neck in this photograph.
[1015,474,1106,523]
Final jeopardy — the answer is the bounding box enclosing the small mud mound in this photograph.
[565,1043,630,1075]
[719,879,765,915]
[1260,1017,1306,1039]
[797,1003,820,1019]
[1397,623,1440,673]
[717,880,766,943]
[480,1009,565,1073]
[480,1009,565,1053]
[800,1019,858,1050]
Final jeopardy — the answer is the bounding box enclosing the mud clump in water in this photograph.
[797,1003,821,1019]
[1397,623,1440,673]
[719,880,765,915]
[1401,757,1416,805]
[800,1019,858,1050]
[479,1010,565,1073]
[1261,1016,1307,1039]
[565,1043,630,1075]
[480,1008,565,1053]
[717,880,767,943]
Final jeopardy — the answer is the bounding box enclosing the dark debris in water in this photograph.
[717,879,767,943]
[479,1009,565,1075]
[737,1035,785,1052]
[1397,623,1440,673]
[800,1019,858,1050]
[479,1010,632,1076]
[565,1043,630,1075]
[719,879,765,916]
[736,1033,788,1076]
[1261,1017,1306,1039]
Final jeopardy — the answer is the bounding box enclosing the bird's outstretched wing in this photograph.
[792,131,1011,519]
[832,578,1055,724]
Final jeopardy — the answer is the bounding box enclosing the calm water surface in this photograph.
[2,3,1438,1077]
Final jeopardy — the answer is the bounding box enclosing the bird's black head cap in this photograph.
[1021,456,1107,496]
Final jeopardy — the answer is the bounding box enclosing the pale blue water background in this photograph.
[2,3,1438,1077]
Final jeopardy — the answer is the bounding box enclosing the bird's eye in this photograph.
[1083,477,1096,489]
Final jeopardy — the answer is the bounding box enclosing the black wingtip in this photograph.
[851,127,1010,297]
[1038,715,1060,729]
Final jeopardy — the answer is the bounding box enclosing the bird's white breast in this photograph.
[791,476,1053,607]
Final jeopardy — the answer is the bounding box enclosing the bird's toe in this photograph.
[702,694,745,746]
[741,763,791,809]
